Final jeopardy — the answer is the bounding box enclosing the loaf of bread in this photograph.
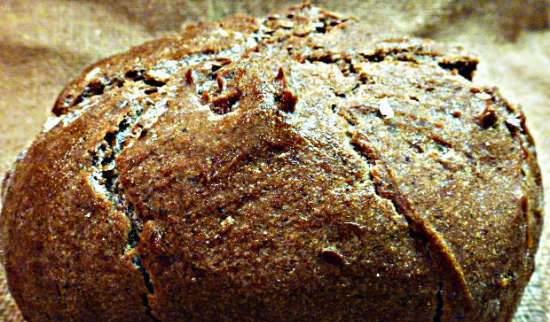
[0,4,544,322]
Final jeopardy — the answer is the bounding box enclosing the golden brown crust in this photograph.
[0,4,543,322]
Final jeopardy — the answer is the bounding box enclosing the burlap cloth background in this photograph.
[0,1,548,321]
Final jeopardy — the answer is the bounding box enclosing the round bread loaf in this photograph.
[0,4,544,322]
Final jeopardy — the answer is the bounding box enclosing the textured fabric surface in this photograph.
[0,1,548,321]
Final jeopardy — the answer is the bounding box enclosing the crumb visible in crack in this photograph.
[89,103,164,321]
[91,109,145,241]
[133,256,155,293]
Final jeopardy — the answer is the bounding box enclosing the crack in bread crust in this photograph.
[335,114,473,320]
[301,36,482,319]
[89,97,167,322]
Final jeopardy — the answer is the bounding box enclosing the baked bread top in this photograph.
[0,4,543,322]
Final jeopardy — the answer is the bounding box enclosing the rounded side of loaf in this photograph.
[0,4,543,322]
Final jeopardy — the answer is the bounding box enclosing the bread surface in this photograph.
[0,4,544,322]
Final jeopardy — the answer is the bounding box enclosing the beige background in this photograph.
[0,1,548,321]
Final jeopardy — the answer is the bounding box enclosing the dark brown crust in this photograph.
[0,4,543,322]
